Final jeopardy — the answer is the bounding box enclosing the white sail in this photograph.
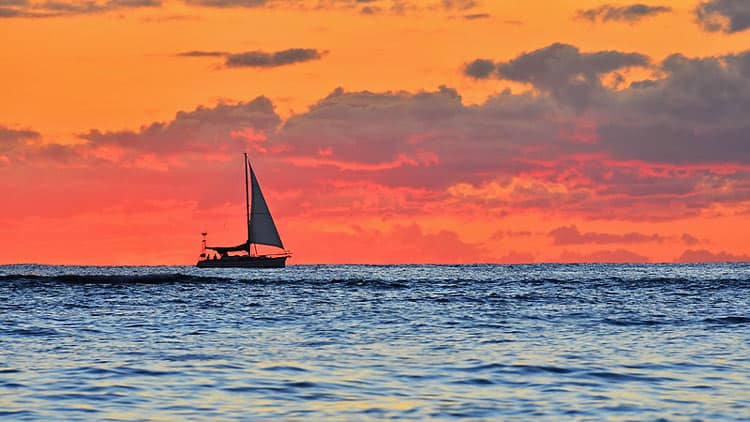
[248,163,284,249]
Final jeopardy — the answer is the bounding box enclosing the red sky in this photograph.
[1,0,750,264]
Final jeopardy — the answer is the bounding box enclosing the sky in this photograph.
[2,0,750,265]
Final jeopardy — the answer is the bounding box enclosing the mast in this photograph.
[244,152,252,255]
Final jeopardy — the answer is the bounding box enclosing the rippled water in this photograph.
[1,263,749,420]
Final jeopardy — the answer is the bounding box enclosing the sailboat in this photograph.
[196,153,291,268]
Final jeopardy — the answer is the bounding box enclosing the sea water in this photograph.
[1,263,749,420]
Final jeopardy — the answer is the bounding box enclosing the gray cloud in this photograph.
[80,96,280,155]
[1,126,41,156]
[576,3,672,23]
[225,48,324,68]
[183,0,264,7]
[677,249,750,262]
[0,0,159,18]
[695,0,750,33]
[360,5,380,14]
[463,12,489,20]
[4,45,749,223]
[441,0,474,10]
[559,249,650,263]
[176,48,325,68]
[549,225,666,245]
[681,233,701,246]
[494,43,650,108]
[177,50,227,57]
[0,127,40,143]
[463,58,495,79]
[463,44,750,170]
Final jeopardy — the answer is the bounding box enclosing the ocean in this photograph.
[1,263,749,420]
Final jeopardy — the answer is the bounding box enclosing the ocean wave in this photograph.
[0,273,233,285]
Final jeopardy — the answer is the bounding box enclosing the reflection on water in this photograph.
[1,263,749,419]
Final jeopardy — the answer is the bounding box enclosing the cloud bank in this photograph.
[3,43,750,263]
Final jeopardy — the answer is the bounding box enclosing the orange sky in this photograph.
[1,0,749,264]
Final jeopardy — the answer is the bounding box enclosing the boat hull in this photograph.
[196,255,287,268]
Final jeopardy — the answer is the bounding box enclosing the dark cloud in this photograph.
[275,76,750,219]
[559,249,650,263]
[601,51,750,164]
[463,58,495,79]
[695,0,750,33]
[7,44,750,223]
[183,0,264,7]
[0,0,159,18]
[463,12,488,19]
[176,48,325,69]
[80,96,280,155]
[677,249,750,262]
[360,5,379,14]
[576,4,672,23]
[463,44,750,167]
[0,126,81,165]
[225,48,324,68]
[463,43,650,109]
[549,225,666,245]
[177,50,227,57]
[441,0,475,10]
[495,43,650,108]
[681,233,701,246]
[490,230,533,240]
[0,127,40,143]
[1,127,40,160]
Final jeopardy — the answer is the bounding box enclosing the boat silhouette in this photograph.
[197,153,291,268]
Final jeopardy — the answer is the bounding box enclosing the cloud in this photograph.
[0,0,159,18]
[440,0,475,10]
[464,43,651,109]
[549,225,666,245]
[183,0,264,7]
[677,249,750,263]
[177,50,227,57]
[178,48,325,68]
[495,43,650,109]
[6,45,750,225]
[463,44,750,167]
[559,249,651,263]
[0,126,41,159]
[0,126,40,142]
[291,223,487,264]
[463,12,489,20]
[576,4,672,23]
[463,58,495,79]
[599,51,750,164]
[177,0,477,14]
[681,233,701,246]
[360,5,379,14]
[695,0,750,33]
[80,96,280,155]
[490,229,533,240]
[226,48,324,68]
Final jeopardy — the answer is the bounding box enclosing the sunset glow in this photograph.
[2,0,749,264]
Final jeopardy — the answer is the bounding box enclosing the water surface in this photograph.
[1,264,749,420]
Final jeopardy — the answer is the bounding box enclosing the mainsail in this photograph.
[206,154,284,255]
[248,163,284,249]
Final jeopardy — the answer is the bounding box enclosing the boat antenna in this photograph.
[244,152,252,255]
